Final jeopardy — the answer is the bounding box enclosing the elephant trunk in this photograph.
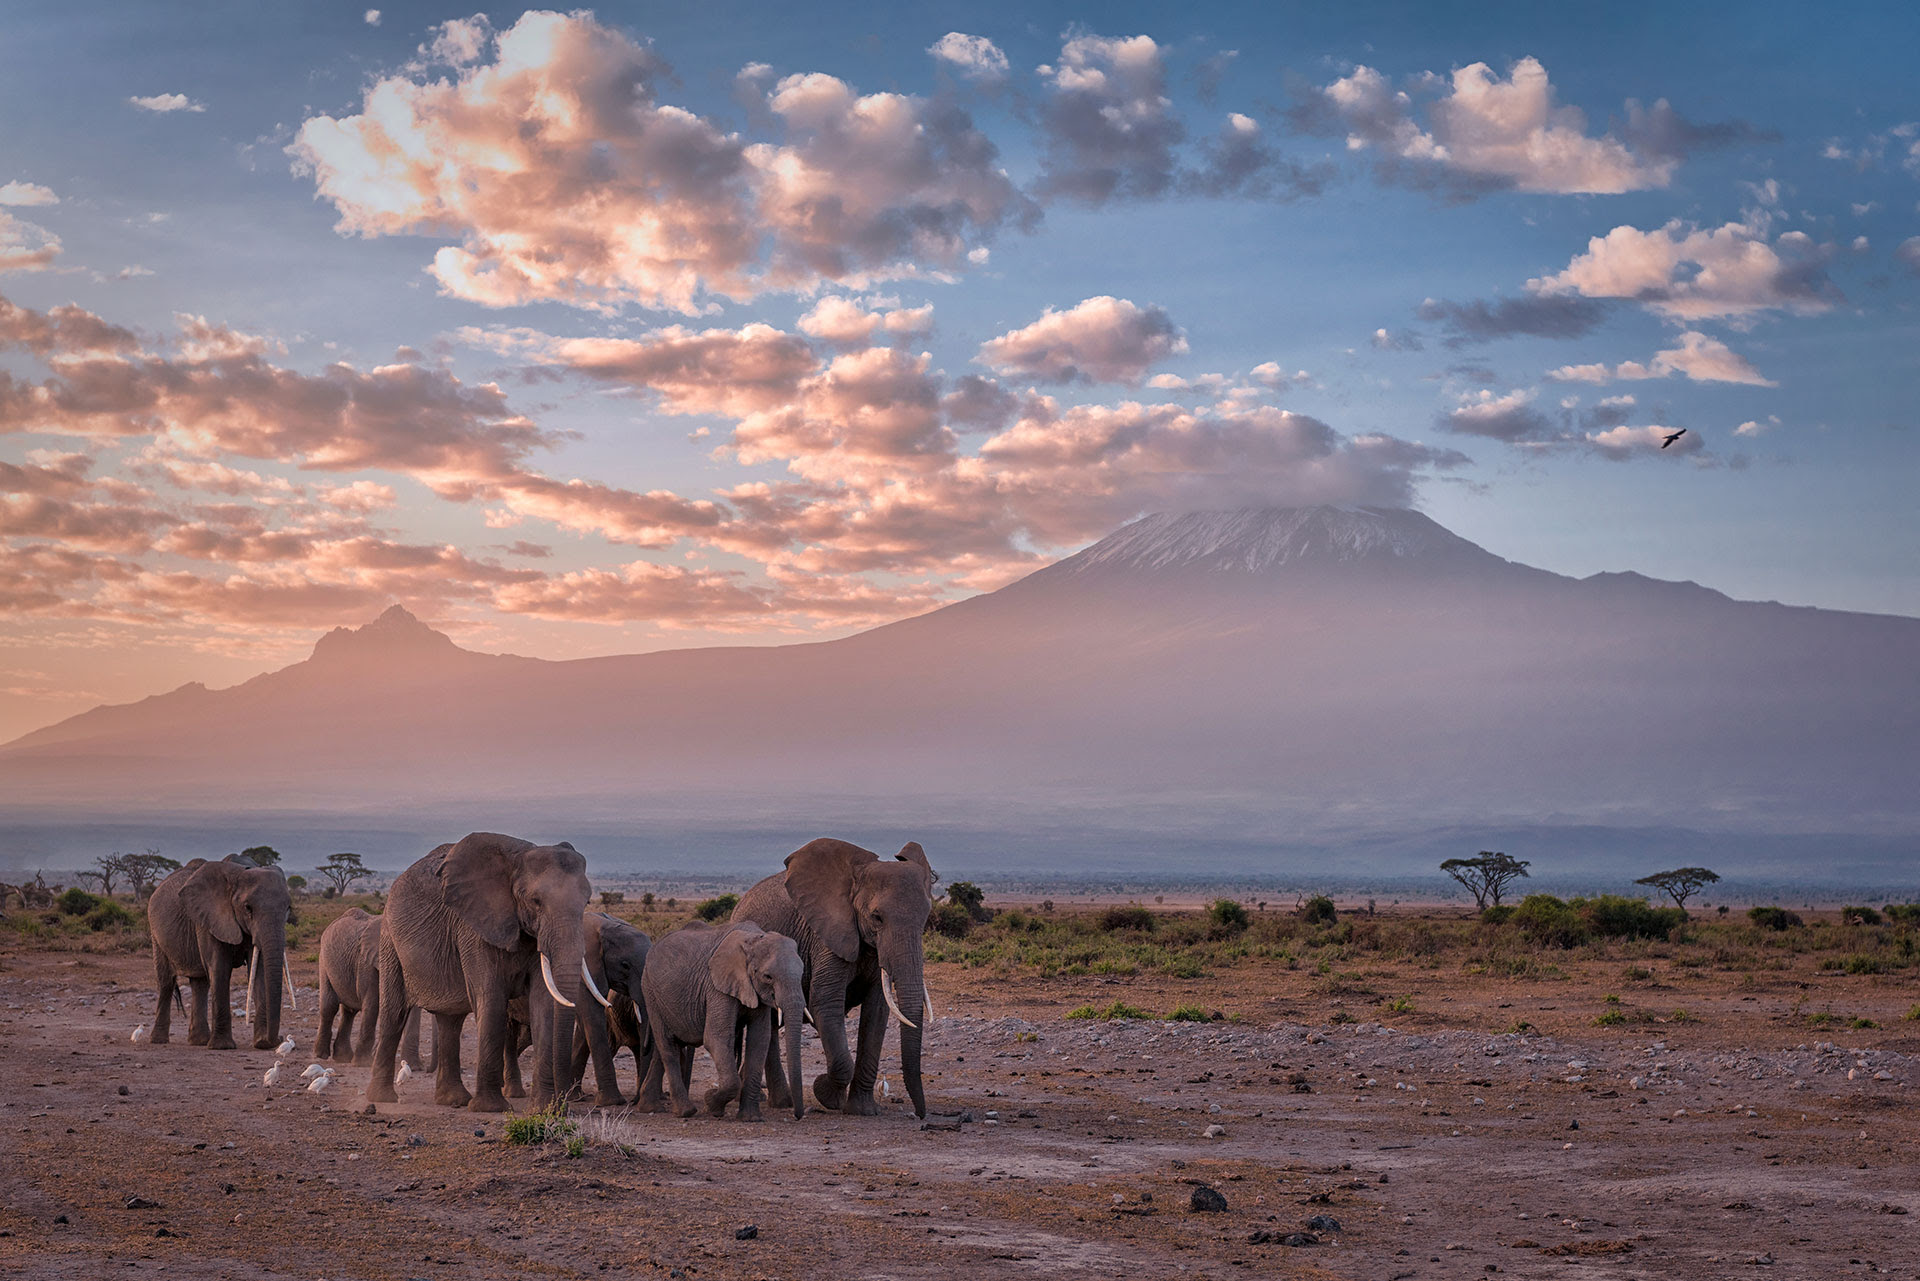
[540,925,584,1109]
[253,926,285,1050]
[778,981,806,1120]
[880,943,928,1119]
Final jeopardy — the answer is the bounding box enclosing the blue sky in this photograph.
[1,1,1915,737]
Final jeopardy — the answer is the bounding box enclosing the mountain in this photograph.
[3,506,1915,877]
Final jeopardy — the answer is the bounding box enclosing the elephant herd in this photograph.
[145,833,938,1121]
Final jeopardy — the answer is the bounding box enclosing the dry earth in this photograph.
[3,941,1917,1280]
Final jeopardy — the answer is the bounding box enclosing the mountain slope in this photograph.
[2,507,1914,856]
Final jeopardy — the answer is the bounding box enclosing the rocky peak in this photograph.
[308,605,461,666]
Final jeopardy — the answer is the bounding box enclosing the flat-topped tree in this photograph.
[238,845,283,866]
[1635,867,1720,914]
[315,852,374,897]
[119,850,182,901]
[1441,851,1531,911]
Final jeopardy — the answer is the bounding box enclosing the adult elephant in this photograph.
[147,857,293,1050]
[505,912,651,1105]
[362,833,608,1113]
[732,838,935,1118]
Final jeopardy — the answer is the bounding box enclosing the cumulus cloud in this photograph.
[364,9,381,26]
[1734,416,1778,437]
[1034,33,1183,204]
[292,12,1027,314]
[1370,327,1423,352]
[796,296,932,348]
[1180,113,1331,200]
[129,93,205,113]
[0,181,58,207]
[928,32,1009,83]
[0,210,61,273]
[977,296,1187,384]
[1897,236,1920,275]
[1441,388,1554,442]
[1415,293,1610,344]
[1291,57,1713,197]
[1546,331,1775,386]
[494,323,818,417]
[1583,424,1702,460]
[1529,219,1840,320]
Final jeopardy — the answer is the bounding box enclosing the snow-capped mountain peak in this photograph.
[1051,505,1498,576]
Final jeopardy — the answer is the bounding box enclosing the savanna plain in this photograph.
[4,888,1918,1280]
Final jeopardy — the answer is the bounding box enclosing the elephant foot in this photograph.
[593,1090,626,1109]
[209,1035,237,1051]
[675,1101,699,1119]
[812,1073,848,1112]
[365,1081,399,1104]
[148,1031,169,1045]
[352,1052,373,1068]
[435,1084,473,1109]
[253,1036,277,1051]
[506,1082,526,1099]
[187,1030,210,1047]
[737,1104,764,1123]
[841,1089,881,1116]
[633,1094,666,1114]
[703,1086,736,1117]
[765,1078,793,1110]
[469,1090,509,1113]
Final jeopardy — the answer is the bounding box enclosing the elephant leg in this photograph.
[316,984,340,1059]
[650,1007,696,1118]
[763,1023,792,1111]
[186,976,211,1046]
[150,952,175,1045]
[400,1006,423,1071]
[702,1001,745,1118]
[634,1037,667,1113]
[364,948,407,1104]
[336,1007,359,1063]
[503,1027,526,1100]
[809,983,858,1113]
[431,1012,470,1109]
[734,1012,772,1123]
[580,1000,623,1109]
[471,998,510,1113]
[525,996,550,1108]
[846,990,888,1115]
[354,983,379,1068]
[208,955,237,1050]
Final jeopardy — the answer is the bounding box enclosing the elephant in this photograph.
[732,838,935,1117]
[314,908,422,1067]
[147,857,293,1050]
[363,833,610,1113]
[639,921,805,1121]
[500,910,649,1104]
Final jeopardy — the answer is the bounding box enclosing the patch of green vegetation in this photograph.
[1166,1005,1220,1022]
[1299,895,1337,926]
[1850,1017,1878,1030]
[1593,1009,1626,1026]
[504,1106,576,1146]
[1064,1000,1153,1021]
[1748,906,1803,931]
[693,893,738,922]
[1208,899,1250,935]
[1383,994,1415,1014]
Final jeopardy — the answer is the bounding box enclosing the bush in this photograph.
[504,1107,576,1145]
[1480,904,1516,924]
[1513,894,1589,948]
[57,888,101,916]
[85,899,134,931]
[1209,899,1250,934]
[1578,895,1684,941]
[946,881,990,922]
[1065,1000,1153,1021]
[1749,906,1803,931]
[1299,895,1337,926]
[1166,1005,1219,1022]
[1883,903,1920,924]
[1841,905,1882,925]
[600,891,625,906]
[694,893,738,922]
[1843,953,1887,975]
[927,902,973,939]
[1098,905,1156,933]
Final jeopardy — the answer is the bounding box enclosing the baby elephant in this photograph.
[315,908,422,1067]
[640,921,805,1121]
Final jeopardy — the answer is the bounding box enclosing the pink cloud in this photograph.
[977,296,1187,384]
[1530,220,1839,320]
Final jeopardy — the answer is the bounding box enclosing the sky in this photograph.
[1,0,1916,742]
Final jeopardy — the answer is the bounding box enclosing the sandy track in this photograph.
[3,948,1916,1280]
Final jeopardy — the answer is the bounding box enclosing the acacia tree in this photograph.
[315,852,375,896]
[237,845,283,866]
[120,850,182,901]
[1635,867,1720,914]
[91,855,124,896]
[1441,851,1531,911]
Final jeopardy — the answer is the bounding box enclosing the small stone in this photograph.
[52,1215,69,1225]
[1189,1185,1229,1213]
[362,1104,377,1116]
[407,1134,424,1147]
[1207,1103,1222,1113]
[1283,1232,1318,1246]
[1567,1120,1579,1130]
[734,1225,758,1241]
[117,1085,129,1097]
[1306,1214,1342,1233]
[1203,1124,1226,1139]
[124,1196,159,1210]
[473,1128,485,1137]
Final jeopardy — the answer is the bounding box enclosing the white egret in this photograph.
[299,1062,328,1081]
[263,1062,287,1086]
[307,1069,337,1094]
[396,1060,414,1085]
[276,1035,295,1056]
[130,1023,149,1043]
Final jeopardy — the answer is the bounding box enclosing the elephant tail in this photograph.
[171,982,186,1015]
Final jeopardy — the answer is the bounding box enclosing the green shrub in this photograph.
[1299,895,1337,926]
[504,1107,575,1145]
[1749,906,1803,931]
[1513,894,1589,948]
[85,899,134,931]
[57,888,101,916]
[693,893,738,922]
[1577,895,1684,941]
[1593,1009,1626,1026]
[1883,903,1920,924]
[1065,1000,1153,1021]
[1209,899,1250,934]
[927,902,973,939]
[1098,904,1156,933]
[946,881,990,921]
[1841,905,1883,925]
[1166,1004,1219,1022]
[1480,904,1515,925]
[1843,953,1887,975]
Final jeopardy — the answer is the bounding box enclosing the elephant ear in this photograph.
[783,838,878,964]
[439,832,532,951]
[893,841,935,890]
[709,924,763,1009]
[180,864,244,945]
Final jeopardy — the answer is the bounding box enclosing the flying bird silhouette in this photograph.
[1660,429,1687,449]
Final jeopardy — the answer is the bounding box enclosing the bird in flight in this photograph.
[1660,429,1687,449]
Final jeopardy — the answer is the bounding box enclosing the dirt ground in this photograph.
[3,934,1917,1281]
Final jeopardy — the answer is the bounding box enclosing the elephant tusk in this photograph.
[285,956,296,1010]
[922,980,935,1024]
[581,960,612,1009]
[245,945,258,1023]
[540,952,576,1009]
[881,972,917,1030]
